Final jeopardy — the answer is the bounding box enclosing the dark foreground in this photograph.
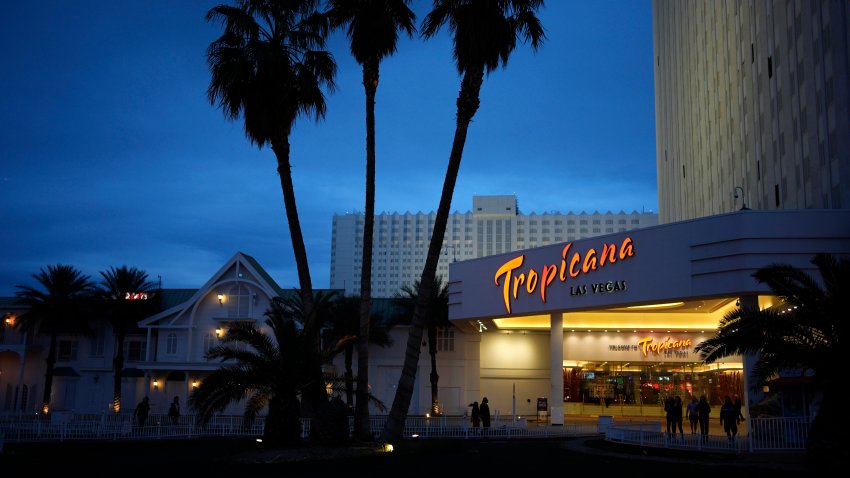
[0,436,816,477]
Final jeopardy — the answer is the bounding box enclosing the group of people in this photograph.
[133,396,181,428]
[470,397,491,429]
[666,393,744,442]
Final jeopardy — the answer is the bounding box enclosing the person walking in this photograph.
[134,396,151,429]
[696,395,711,443]
[470,401,480,430]
[686,396,699,434]
[672,395,684,438]
[664,395,676,437]
[733,394,745,424]
[167,395,181,425]
[720,395,738,442]
[480,397,491,431]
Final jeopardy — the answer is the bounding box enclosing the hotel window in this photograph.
[166,333,178,355]
[436,327,455,352]
[227,284,253,318]
[58,340,78,361]
[202,332,216,360]
[89,326,105,358]
[125,340,147,362]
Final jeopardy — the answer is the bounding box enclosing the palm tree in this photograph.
[98,266,160,413]
[322,294,394,411]
[190,297,352,445]
[206,0,336,414]
[396,276,450,416]
[325,0,415,441]
[381,0,545,442]
[695,253,848,461]
[14,264,96,413]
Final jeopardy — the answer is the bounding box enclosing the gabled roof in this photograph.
[139,252,284,328]
[242,253,284,296]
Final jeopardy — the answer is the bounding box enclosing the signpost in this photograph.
[536,397,548,424]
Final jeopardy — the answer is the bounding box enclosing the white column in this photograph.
[739,294,759,451]
[550,312,564,425]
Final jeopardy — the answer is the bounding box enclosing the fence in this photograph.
[0,412,809,453]
[0,412,596,443]
[604,417,810,453]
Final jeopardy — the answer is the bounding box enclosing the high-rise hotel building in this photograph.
[653,0,849,223]
[330,195,658,297]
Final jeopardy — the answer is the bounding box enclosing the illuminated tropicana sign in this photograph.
[493,237,635,313]
[637,337,693,357]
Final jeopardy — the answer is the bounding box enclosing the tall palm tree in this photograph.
[382,0,545,442]
[325,0,415,441]
[14,264,96,413]
[695,253,848,461]
[98,266,160,413]
[206,0,336,413]
[396,276,450,416]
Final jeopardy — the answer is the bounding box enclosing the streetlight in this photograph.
[733,186,750,210]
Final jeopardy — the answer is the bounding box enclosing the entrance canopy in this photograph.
[448,209,850,333]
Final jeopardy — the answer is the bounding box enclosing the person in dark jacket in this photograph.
[134,396,150,428]
[480,397,491,428]
[672,395,684,437]
[664,395,676,437]
[470,401,480,429]
[720,395,738,441]
[696,395,711,443]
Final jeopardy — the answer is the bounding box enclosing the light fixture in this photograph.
[215,328,223,338]
[3,314,15,326]
[217,293,225,304]
[191,380,199,389]
[735,298,740,306]
[734,186,750,210]
[152,380,159,390]
[626,302,684,310]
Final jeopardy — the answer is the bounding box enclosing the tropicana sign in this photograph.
[493,236,635,313]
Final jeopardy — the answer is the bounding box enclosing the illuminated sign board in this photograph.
[493,237,635,313]
[124,292,149,300]
[608,336,694,358]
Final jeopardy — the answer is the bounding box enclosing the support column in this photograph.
[739,294,759,451]
[550,312,564,425]
[15,349,26,412]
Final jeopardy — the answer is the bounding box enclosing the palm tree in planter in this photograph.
[205,0,336,414]
[15,264,97,414]
[382,0,545,442]
[98,265,160,413]
[190,296,353,446]
[695,253,848,463]
[396,275,450,416]
[325,0,416,442]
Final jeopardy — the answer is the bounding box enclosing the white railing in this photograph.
[1,412,809,453]
[0,412,595,443]
[604,417,810,453]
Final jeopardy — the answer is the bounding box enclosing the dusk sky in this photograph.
[0,1,657,296]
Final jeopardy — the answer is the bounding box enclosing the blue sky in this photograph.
[0,1,657,296]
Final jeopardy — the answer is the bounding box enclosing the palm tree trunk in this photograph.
[42,333,58,413]
[270,137,325,415]
[428,326,439,415]
[354,57,379,441]
[382,67,485,442]
[344,343,354,409]
[113,333,126,413]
